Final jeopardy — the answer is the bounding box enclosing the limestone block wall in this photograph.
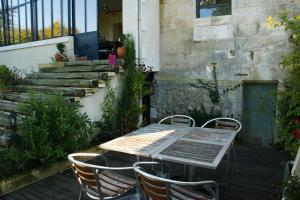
[150,0,299,121]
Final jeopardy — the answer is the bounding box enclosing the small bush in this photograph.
[0,93,92,178]
[0,65,23,90]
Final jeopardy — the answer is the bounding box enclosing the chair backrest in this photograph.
[201,117,242,133]
[68,153,134,200]
[133,162,219,200]
[159,115,195,127]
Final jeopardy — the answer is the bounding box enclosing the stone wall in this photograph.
[150,0,299,121]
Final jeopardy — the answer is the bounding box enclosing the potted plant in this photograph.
[117,35,126,59]
[54,43,68,62]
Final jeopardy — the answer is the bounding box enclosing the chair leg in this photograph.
[224,150,231,186]
[78,190,83,200]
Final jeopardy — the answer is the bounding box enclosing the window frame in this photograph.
[196,0,232,18]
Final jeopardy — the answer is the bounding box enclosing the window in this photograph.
[0,0,72,46]
[196,0,231,18]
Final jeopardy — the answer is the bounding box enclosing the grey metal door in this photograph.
[242,82,278,148]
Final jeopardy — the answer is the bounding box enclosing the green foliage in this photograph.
[188,106,221,127]
[99,79,118,136]
[276,13,300,158]
[56,43,65,54]
[0,93,92,179]
[0,65,23,90]
[284,174,300,200]
[190,63,241,107]
[116,34,149,134]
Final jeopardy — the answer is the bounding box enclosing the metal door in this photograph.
[73,0,99,60]
[242,82,278,148]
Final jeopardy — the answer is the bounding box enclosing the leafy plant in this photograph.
[56,43,66,54]
[188,105,221,127]
[284,174,300,200]
[99,79,119,138]
[17,93,92,165]
[190,63,241,113]
[116,34,150,134]
[273,13,300,158]
[0,65,23,90]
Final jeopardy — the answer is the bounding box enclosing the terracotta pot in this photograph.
[54,53,63,62]
[75,56,88,61]
[117,47,126,59]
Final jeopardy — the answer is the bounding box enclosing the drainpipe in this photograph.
[137,0,141,65]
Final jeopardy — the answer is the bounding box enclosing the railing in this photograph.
[196,3,232,18]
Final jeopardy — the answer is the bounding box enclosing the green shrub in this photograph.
[275,13,300,158]
[0,93,92,178]
[116,34,149,134]
[284,174,300,200]
[188,106,221,127]
[0,65,23,90]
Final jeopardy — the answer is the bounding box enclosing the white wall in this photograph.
[0,36,74,73]
[79,76,119,122]
[123,0,160,71]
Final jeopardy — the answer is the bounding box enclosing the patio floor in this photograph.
[0,145,286,200]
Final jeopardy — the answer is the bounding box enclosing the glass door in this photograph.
[74,0,98,60]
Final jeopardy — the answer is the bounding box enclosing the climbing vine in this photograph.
[190,63,241,105]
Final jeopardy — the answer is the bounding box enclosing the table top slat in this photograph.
[99,124,237,169]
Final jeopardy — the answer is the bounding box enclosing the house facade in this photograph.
[0,0,299,147]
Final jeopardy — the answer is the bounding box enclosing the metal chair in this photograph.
[133,162,219,200]
[68,153,137,200]
[201,117,242,133]
[201,117,242,164]
[159,115,196,127]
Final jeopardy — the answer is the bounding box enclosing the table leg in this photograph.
[188,165,196,181]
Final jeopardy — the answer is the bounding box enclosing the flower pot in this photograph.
[54,53,63,62]
[117,47,126,59]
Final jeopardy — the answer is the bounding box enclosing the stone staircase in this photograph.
[0,60,117,150]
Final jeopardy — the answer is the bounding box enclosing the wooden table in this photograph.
[99,124,237,170]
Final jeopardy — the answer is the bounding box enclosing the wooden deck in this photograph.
[0,145,286,200]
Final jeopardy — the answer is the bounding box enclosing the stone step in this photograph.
[24,78,103,88]
[0,127,18,147]
[40,65,114,73]
[0,111,22,128]
[27,72,115,80]
[0,100,19,113]
[1,92,80,103]
[12,85,98,97]
[39,60,109,69]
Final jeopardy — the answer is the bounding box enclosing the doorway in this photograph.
[242,81,278,148]
[99,0,123,60]
[74,0,123,60]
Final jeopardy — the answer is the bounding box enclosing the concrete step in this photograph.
[0,111,22,128]
[24,78,103,88]
[0,127,18,147]
[1,92,80,103]
[12,85,98,97]
[0,100,19,113]
[40,65,114,73]
[27,72,115,80]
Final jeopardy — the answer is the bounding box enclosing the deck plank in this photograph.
[0,145,287,200]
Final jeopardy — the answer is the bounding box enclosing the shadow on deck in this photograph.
[0,145,287,200]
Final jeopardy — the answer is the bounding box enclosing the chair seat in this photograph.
[85,170,136,199]
[170,184,211,200]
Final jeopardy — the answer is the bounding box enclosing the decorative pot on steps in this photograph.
[54,53,63,62]
[117,47,126,59]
